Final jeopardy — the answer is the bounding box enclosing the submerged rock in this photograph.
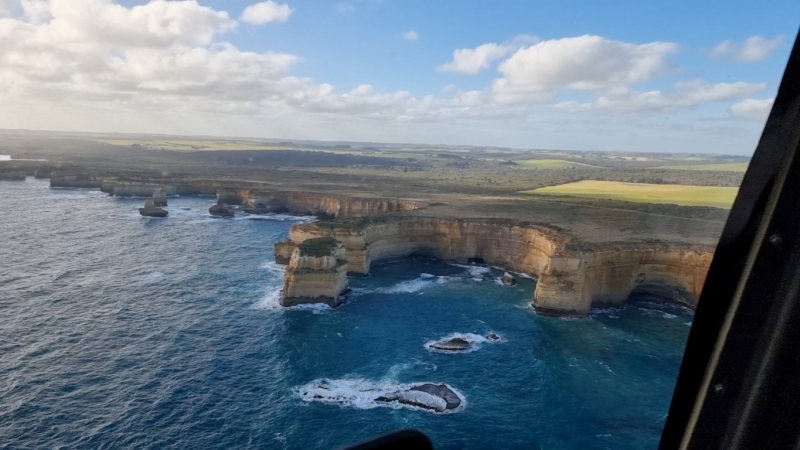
[501,271,516,286]
[209,204,235,217]
[429,337,472,352]
[486,332,501,341]
[139,199,168,218]
[376,383,462,413]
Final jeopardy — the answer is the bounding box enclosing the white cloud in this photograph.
[584,81,766,112]
[336,2,355,13]
[402,30,418,41]
[491,35,678,103]
[437,35,540,74]
[241,1,291,25]
[730,98,774,119]
[438,43,513,74]
[711,36,783,62]
[0,6,773,155]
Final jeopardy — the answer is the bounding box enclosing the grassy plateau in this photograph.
[520,180,738,209]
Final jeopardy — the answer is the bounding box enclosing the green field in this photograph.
[655,162,749,172]
[515,159,600,169]
[520,180,738,208]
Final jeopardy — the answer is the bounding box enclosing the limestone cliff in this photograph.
[217,188,424,219]
[51,173,424,220]
[282,237,349,307]
[274,217,712,316]
[50,172,102,188]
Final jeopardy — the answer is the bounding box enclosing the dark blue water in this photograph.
[0,179,693,449]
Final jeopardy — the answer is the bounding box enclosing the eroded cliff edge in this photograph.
[275,216,712,316]
[282,237,349,307]
[52,174,424,219]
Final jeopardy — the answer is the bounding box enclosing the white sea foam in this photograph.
[638,308,678,319]
[144,271,163,282]
[636,300,694,315]
[260,260,286,277]
[294,378,466,414]
[236,214,314,222]
[360,274,457,295]
[424,332,503,354]
[451,264,492,279]
[252,262,332,312]
[252,288,333,313]
[590,307,624,318]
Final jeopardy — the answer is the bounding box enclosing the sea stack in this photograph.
[209,203,235,217]
[139,199,168,217]
[281,237,348,307]
[152,188,168,207]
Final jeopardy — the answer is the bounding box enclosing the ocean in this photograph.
[0,179,693,449]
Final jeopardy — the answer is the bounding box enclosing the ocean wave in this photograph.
[260,260,286,277]
[294,378,466,414]
[635,300,694,315]
[355,274,458,295]
[451,264,492,279]
[236,214,315,222]
[144,271,164,282]
[637,308,678,319]
[424,332,503,354]
[252,288,333,313]
[590,307,623,319]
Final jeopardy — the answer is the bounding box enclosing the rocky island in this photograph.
[281,237,349,307]
[139,199,168,217]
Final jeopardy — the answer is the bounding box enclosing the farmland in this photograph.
[520,180,738,209]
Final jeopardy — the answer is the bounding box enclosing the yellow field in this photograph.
[520,180,738,208]
[655,162,749,172]
[515,159,600,169]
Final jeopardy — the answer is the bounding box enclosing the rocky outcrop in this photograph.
[139,199,168,217]
[274,217,713,317]
[209,204,235,217]
[0,170,26,181]
[429,337,471,352]
[376,384,462,413]
[282,237,348,307]
[501,272,516,286]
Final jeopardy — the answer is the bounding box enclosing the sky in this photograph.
[0,0,797,154]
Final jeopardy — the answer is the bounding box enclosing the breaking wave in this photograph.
[294,378,466,414]
[424,332,503,354]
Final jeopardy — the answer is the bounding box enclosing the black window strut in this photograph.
[660,27,800,450]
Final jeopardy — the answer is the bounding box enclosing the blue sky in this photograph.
[1,0,798,154]
[218,0,796,94]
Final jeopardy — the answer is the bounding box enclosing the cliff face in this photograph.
[50,173,423,220]
[50,172,102,188]
[217,188,424,219]
[275,217,712,316]
[282,238,349,307]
